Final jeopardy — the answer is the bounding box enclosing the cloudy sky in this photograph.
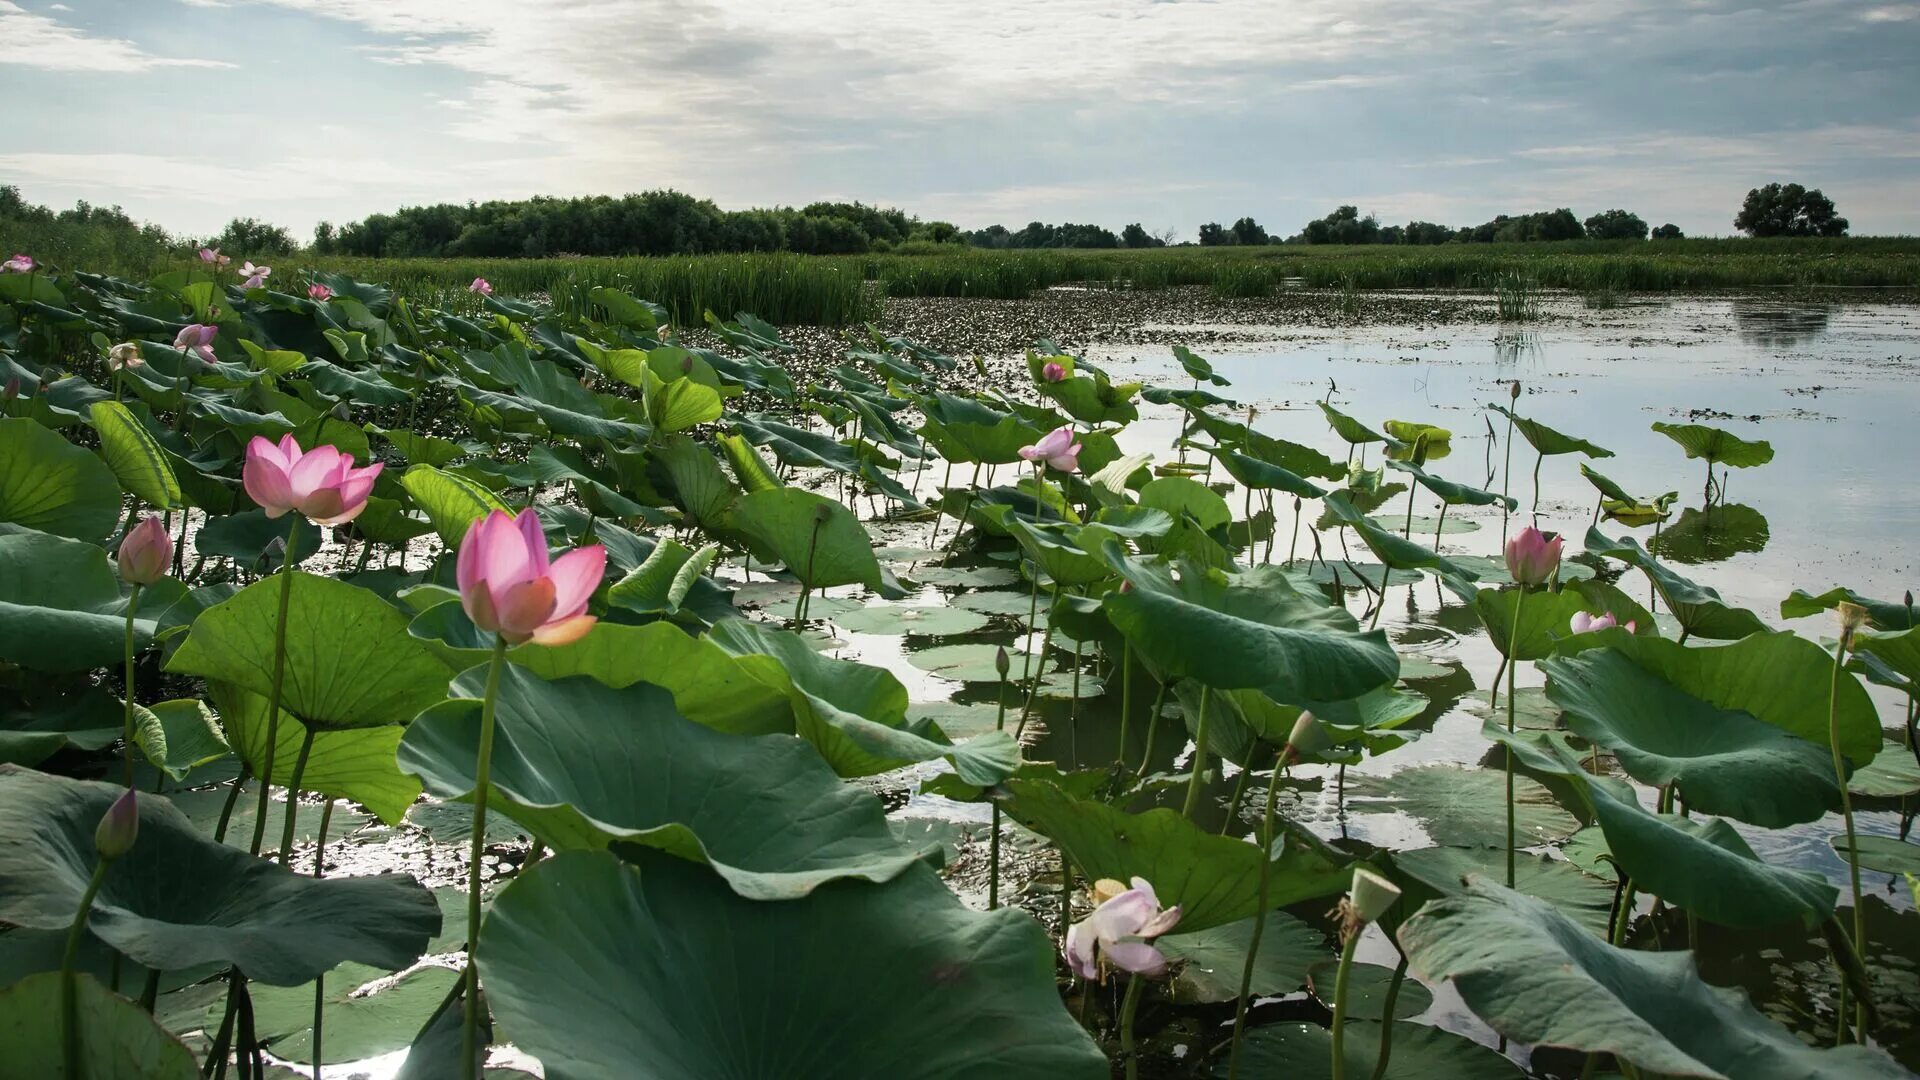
[3,0,1917,241]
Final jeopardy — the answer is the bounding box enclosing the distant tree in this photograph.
[1734,183,1848,237]
[1121,222,1162,248]
[211,217,296,256]
[1152,225,1180,247]
[1298,206,1381,245]
[915,220,959,243]
[1651,223,1684,240]
[1583,209,1649,240]
[1230,217,1269,246]
[1402,220,1453,245]
[1197,222,1231,246]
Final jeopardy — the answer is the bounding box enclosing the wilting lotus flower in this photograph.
[1064,876,1183,981]
[1504,526,1562,587]
[456,509,607,646]
[173,323,218,363]
[197,246,229,266]
[238,262,270,288]
[1570,610,1635,635]
[2,253,34,273]
[1042,361,1067,382]
[117,515,173,586]
[95,788,139,860]
[469,277,493,296]
[308,283,332,301]
[1018,424,1082,473]
[243,434,382,525]
[108,342,143,371]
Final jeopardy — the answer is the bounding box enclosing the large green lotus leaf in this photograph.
[1584,529,1766,640]
[0,528,172,672]
[0,971,198,1079]
[1215,1020,1520,1080]
[1650,422,1774,468]
[210,681,420,825]
[1779,587,1916,631]
[1005,518,1113,588]
[1846,744,1920,798]
[1319,401,1385,444]
[242,960,461,1066]
[1472,585,1616,661]
[1487,404,1614,459]
[464,379,651,444]
[726,487,896,595]
[1541,648,1840,826]
[0,418,122,540]
[998,778,1348,933]
[1101,547,1398,704]
[398,668,932,899]
[1158,911,1325,1004]
[1566,628,1880,764]
[733,414,864,473]
[1396,878,1905,1079]
[1833,834,1920,876]
[479,850,1107,1079]
[0,767,438,985]
[141,698,230,780]
[169,572,453,731]
[1172,344,1231,386]
[399,464,510,546]
[1853,626,1920,685]
[90,401,182,510]
[641,363,723,432]
[1389,847,1613,936]
[831,603,992,636]
[1579,462,1635,502]
[1387,460,1515,509]
[1347,765,1579,849]
[0,680,124,766]
[1214,448,1326,498]
[194,508,320,570]
[1139,476,1232,532]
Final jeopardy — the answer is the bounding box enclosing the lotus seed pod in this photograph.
[1090,878,1129,906]
[1348,867,1402,925]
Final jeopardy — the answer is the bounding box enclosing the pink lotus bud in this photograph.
[95,789,139,860]
[1569,611,1617,634]
[243,434,383,525]
[2,253,34,273]
[1042,361,1066,383]
[456,509,607,646]
[117,515,173,586]
[308,283,333,301]
[1503,526,1562,587]
[1017,424,1082,474]
[469,277,493,297]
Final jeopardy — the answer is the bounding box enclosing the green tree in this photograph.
[211,217,297,256]
[1196,222,1230,246]
[1734,183,1848,237]
[1120,222,1161,248]
[1651,223,1684,240]
[1583,209,1649,240]
[1230,216,1269,245]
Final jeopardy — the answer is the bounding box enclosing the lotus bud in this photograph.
[1283,710,1329,763]
[1347,867,1401,926]
[995,646,1010,679]
[1836,601,1868,650]
[1509,380,1522,400]
[1293,496,1303,511]
[1504,526,1562,587]
[95,789,139,860]
[308,283,333,301]
[1042,361,1066,383]
[117,515,173,586]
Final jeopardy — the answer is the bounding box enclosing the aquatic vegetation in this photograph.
[0,258,1913,1080]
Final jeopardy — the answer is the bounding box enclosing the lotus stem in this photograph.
[1328,924,1362,1080]
[61,859,112,1080]
[1221,759,1252,835]
[1136,677,1168,779]
[1016,616,1056,739]
[1059,848,1073,948]
[248,518,303,857]
[1369,957,1409,1080]
[1118,973,1146,1080]
[1499,408,1516,543]
[462,635,511,1080]
[310,798,335,1080]
[1532,450,1544,518]
[121,583,143,786]
[1116,645,1133,776]
[1506,586,1523,887]
[1227,748,1286,1079]
[1022,562,1041,683]
[1826,633,1868,1040]
[1433,502,1448,552]
[990,665,1009,910]
[1610,876,1636,946]
[211,766,250,845]
[1286,496,1299,567]
[1181,687,1213,819]
[276,728,317,867]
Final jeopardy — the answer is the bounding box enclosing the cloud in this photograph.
[0,1,234,71]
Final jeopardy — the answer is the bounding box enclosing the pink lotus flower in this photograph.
[1064,876,1183,981]
[108,342,143,371]
[117,515,173,586]
[456,509,607,646]
[2,253,34,273]
[243,434,383,525]
[1504,526,1562,587]
[1570,610,1636,635]
[308,283,332,301]
[94,789,139,860]
[238,262,270,289]
[197,247,228,266]
[1018,424,1082,473]
[173,323,218,363]
[1041,361,1067,383]
[469,277,493,297]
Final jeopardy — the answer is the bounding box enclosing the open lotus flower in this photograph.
[2,253,34,273]
[117,515,173,586]
[308,283,332,301]
[1064,876,1183,981]
[1570,610,1635,635]
[1504,526,1562,587]
[243,434,382,525]
[173,323,218,363]
[469,277,493,296]
[1018,424,1082,473]
[1041,361,1067,382]
[238,262,270,288]
[457,509,607,646]
[108,342,143,371]
[197,246,227,266]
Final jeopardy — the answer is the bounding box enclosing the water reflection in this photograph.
[1731,301,1832,349]
[1652,503,1770,564]
[1491,331,1541,367]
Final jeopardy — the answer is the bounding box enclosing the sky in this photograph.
[2,0,1918,242]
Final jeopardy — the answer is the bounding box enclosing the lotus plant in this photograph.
[1041,360,1067,382]
[1066,876,1181,1080]
[1830,602,1869,1041]
[308,282,332,301]
[197,246,230,267]
[1498,526,1562,885]
[62,789,138,1077]
[455,509,606,1075]
[1329,867,1403,1080]
[173,323,218,364]
[1019,424,1082,475]
[238,261,270,289]
[1570,610,1635,634]
[116,516,171,784]
[2,252,34,273]
[469,276,493,296]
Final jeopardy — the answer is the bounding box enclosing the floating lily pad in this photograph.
[243,962,461,1065]
[1160,911,1326,1004]
[1303,562,1424,589]
[1347,765,1580,849]
[1217,1020,1521,1080]
[1305,961,1434,1021]
[1848,748,1920,798]
[909,564,1021,588]
[1832,835,1920,876]
[952,589,1049,619]
[908,642,1045,684]
[1403,515,1481,535]
[833,604,992,636]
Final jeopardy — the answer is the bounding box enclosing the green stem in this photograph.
[1115,645,1133,776]
[1329,928,1361,1080]
[1369,957,1409,1080]
[1181,687,1213,819]
[1499,409,1516,542]
[1227,749,1285,1079]
[1135,678,1168,779]
[275,728,317,866]
[1221,761,1252,835]
[1118,973,1146,1080]
[212,766,250,845]
[310,798,335,1080]
[990,669,1008,910]
[1827,636,1868,1040]
[248,518,303,857]
[1015,617,1056,739]
[62,860,111,1080]
[461,636,511,1080]
[1506,587,1523,887]
[121,583,143,786]
[1611,876,1636,946]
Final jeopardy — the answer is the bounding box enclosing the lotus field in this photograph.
[1,252,1917,1080]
